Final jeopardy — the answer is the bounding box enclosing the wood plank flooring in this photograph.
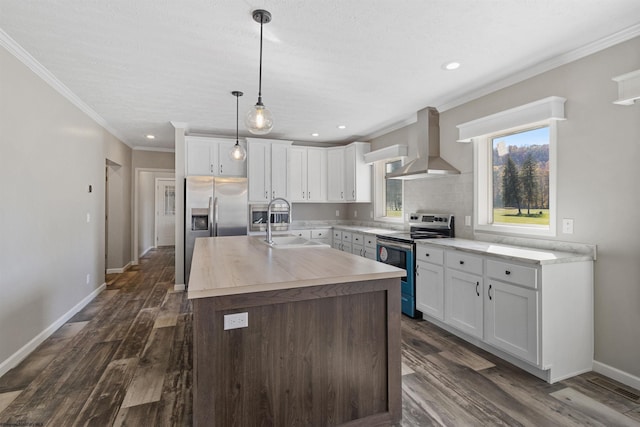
[1,247,639,426]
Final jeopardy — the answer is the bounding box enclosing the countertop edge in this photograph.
[188,270,405,299]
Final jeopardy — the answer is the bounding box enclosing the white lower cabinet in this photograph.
[417,242,593,383]
[444,269,484,339]
[351,233,364,256]
[484,279,539,365]
[416,261,444,320]
[363,235,377,260]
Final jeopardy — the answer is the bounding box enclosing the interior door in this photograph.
[156,178,176,246]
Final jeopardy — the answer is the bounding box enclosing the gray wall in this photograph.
[0,45,131,367]
[370,37,640,379]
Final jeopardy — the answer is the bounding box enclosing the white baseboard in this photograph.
[0,282,106,378]
[106,261,132,274]
[593,360,640,391]
[174,283,186,292]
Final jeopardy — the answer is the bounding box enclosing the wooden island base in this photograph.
[192,278,401,427]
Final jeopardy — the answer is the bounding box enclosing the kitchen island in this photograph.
[188,235,405,426]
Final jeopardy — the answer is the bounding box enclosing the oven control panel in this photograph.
[409,212,453,227]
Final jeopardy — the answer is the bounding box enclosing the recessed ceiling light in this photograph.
[442,61,461,71]
[337,125,346,129]
[146,134,155,139]
[311,133,319,137]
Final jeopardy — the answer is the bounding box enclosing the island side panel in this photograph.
[192,278,401,427]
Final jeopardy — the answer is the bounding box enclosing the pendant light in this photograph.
[230,91,247,161]
[245,9,274,135]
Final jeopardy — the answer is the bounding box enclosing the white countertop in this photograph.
[416,238,593,265]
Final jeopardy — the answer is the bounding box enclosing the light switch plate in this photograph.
[224,312,248,330]
[465,215,471,226]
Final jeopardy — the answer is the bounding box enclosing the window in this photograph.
[475,122,556,236]
[374,159,404,221]
[460,97,565,237]
[491,126,549,226]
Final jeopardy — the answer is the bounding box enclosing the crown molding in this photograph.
[133,146,176,153]
[437,23,640,112]
[0,28,130,147]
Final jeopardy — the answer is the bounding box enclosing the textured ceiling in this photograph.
[1,1,639,150]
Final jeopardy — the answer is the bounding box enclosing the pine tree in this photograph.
[502,155,521,215]
[520,153,539,215]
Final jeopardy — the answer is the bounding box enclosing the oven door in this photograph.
[376,239,418,318]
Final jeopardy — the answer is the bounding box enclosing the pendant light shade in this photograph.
[246,9,274,135]
[230,91,247,161]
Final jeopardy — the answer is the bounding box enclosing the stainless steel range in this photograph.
[376,213,454,318]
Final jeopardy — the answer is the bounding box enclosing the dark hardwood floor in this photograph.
[1,247,639,426]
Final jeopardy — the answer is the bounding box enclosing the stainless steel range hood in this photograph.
[386,107,460,180]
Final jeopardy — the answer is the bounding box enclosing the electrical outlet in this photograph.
[335,210,340,217]
[354,210,357,218]
[465,215,471,226]
[86,274,90,285]
[562,218,574,234]
[86,213,91,223]
[224,312,249,330]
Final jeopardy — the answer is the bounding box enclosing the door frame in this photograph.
[133,168,174,265]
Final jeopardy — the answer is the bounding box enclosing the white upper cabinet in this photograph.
[327,147,345,202]
[247,138,291,202]
[328,142,371,203]
[289,146,327,202]
[186,136,246,177]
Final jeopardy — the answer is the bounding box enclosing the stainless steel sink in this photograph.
[262,235,330,249]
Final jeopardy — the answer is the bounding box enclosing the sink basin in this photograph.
[262,235,330,249]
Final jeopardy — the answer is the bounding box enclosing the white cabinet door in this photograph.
[327,147,345,201]
[306,147,327,201]
[271,143,289,199]
[289,146,307,202]
[217,140,247,177]
[485,280,539,365]
[187,139,216,176]
[248,141,270,202]
[344,144,356,201]
[445,269,484,339]
[416,260,445,320]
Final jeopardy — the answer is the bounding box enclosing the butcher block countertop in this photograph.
[187,235,405,300]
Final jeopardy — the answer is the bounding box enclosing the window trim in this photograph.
[473,120,557,237]
[373,158,404,223]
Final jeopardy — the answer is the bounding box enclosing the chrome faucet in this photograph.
[266,197,291,244]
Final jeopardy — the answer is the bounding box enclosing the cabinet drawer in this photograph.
[446,251,483,275]
[333,230,342,240]
[311,229,330,239]
[416,245,444,265]
[487,260,537,289]
[292,230,311,239]
[364,235,377,249]
[352,233,364,245]
[341,231,353,242]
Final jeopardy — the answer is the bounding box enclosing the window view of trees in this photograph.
[492,126,550,226]
[385,160,403,217]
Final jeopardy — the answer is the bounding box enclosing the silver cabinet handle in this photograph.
[308,192,310,199]
[352,190,355,198]
[220,164,223,174]
[265,191,268,199]
[272,190,275,198]
[341,191,344,199]
[476,282,480,297]
[488,284,493,300]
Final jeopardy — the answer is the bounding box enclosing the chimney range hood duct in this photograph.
[386,107,460,180]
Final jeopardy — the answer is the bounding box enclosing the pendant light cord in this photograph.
[236,93,239,142]
[257,12,264,105]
